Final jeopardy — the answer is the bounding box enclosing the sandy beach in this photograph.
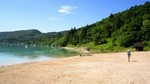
[0,51,150,84]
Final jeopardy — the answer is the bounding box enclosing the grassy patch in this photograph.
[81,39,134,53]
[66,39,150,53]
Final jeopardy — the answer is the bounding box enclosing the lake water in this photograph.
[0,44,79,66]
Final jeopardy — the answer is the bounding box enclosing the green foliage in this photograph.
[93,33,100,45]
[141,20,150,40]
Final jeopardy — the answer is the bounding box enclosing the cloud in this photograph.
[58,5,77,14]
[49,17,59,21]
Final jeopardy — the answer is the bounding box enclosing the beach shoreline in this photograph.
[1,51,150,84]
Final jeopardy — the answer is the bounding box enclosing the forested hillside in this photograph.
[0,29,41,43]
[0,2,150,51]
[0,29,66,45]
[56,2,150,47]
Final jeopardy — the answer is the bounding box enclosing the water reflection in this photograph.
[0,44,79,66]
[0,44,78,58]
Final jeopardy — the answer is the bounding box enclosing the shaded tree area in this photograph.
[90,1,150,47]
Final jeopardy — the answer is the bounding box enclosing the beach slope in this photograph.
[0,51,150,84]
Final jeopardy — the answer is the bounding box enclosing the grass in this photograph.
[144,46,150,51]
[66,39,150,54]
[81,39,135,53]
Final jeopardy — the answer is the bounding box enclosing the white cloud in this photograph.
[58,5,77,14]
[49,17,59,21]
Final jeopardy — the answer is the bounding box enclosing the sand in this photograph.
[0,51,150,84]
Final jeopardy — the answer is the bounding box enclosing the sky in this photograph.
[0,0,149,33]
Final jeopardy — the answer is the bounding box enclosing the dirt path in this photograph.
[0,51,150,84]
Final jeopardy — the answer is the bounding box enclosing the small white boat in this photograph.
[25,45,28,48]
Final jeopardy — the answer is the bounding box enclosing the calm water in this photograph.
[0,44,79,66]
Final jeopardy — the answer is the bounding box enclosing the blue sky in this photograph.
[0,0,149,33]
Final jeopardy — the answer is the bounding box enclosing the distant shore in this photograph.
[63,47,92,56]
[1,51,150,84]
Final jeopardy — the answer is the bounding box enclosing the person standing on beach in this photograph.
[127,50,131,62]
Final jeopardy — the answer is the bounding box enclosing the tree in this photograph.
[93,27,107,45]
[94,33,100,45]
[80,27,87,43]
[142,20,150,40]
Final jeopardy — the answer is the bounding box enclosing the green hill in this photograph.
[0,29,41,43]
[0,29,66,45]
[55,1,150,52]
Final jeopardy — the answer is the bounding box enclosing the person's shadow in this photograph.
[130,60,137,62]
